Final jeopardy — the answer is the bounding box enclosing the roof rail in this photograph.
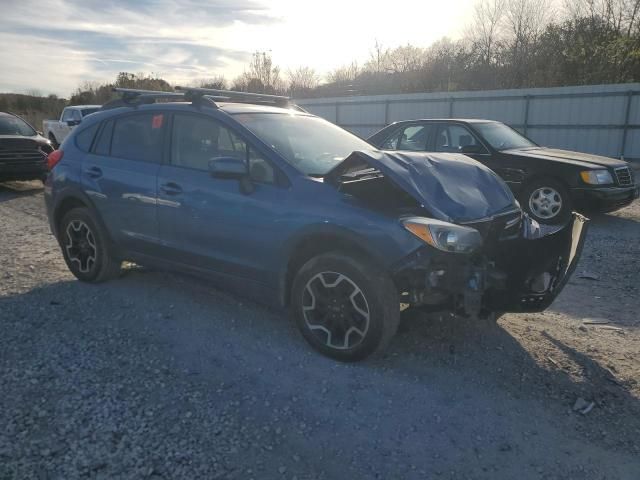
[175,86,291,108]
[101,88,185,110]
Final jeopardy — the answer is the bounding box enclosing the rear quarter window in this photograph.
[74,123,99,152]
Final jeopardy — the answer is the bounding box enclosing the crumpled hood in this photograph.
[504,147,627,168]
[331,150,518,223]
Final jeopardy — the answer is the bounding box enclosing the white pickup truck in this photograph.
[43,105,101,147]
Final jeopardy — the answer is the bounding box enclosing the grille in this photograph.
[614,166,634,186]
[0,149,46,166]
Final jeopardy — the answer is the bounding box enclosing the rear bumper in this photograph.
[571,185,638,212]
[393,213,589,315]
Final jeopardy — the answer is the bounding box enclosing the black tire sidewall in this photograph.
[58,208,110,282]
[291,252,399,362]
[520,178,571,224]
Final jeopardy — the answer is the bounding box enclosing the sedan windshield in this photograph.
[474,122,536,151]
[233,113,372,175]
[0,114,36,136]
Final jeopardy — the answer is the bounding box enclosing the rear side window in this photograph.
[382,124,433,151]
[110,113,164,162]
[75,123,99,152]
[93,120,113,156]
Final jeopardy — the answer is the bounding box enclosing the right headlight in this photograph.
[402,217,482,254]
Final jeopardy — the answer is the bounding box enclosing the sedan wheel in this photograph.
[528,186,562,220]
[521,178,571,225]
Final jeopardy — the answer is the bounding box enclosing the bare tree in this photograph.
[235,51,285,94]
[192,76,227,90]
[364,39,389,74]
[468,0,507,65]
[385,44,425,73]
[326,61,360,84]
[287,67,320,96]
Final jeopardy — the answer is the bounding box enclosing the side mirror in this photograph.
[461,144,484,154]
[208,156,248,179]
[66,120,80,127]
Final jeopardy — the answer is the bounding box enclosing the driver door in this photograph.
[156,112,288,287]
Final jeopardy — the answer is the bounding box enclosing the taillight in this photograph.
[47,149,64,170]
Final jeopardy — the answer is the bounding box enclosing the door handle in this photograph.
[160,182,183,195]
[86,166,102,178]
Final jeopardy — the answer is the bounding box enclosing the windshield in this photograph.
[474,122,536,150]
[0,114,36,136]
[233,113,372,175]
[81,108,100,117]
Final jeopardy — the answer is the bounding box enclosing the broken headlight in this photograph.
[580,169,613,185]
[402,217,482,254]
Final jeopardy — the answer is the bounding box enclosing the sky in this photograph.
[0,0,475,97]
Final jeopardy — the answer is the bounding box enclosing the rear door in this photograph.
[156,112,288,286]
[81,112,166,254]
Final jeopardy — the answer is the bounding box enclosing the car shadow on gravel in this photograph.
[381,309,640,451]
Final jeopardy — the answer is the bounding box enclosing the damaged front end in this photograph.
[327,150,589,317]
[393,212,588,316]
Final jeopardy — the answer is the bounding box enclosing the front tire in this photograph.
[291,252,400,362]
[520,178,571,225]
[58,207,120,283]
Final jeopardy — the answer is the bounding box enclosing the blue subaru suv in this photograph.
[45,88,588,361]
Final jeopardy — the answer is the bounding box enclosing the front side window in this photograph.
[435,124,484,153]
[171,114,275,183]
[0,114,36,136]
[473,122,536,151]
[233,113,372,176]
[61,110,73,122]
[110,113,164,162]
[72,110,82,122]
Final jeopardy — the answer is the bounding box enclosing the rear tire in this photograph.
[520,177,571,225]
[58,207,120,283]
[291,252,400,362]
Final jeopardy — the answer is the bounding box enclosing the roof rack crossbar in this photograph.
[105,86,301,111]
[175,86,291,107]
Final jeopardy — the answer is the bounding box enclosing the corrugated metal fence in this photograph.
[295,83,640,161]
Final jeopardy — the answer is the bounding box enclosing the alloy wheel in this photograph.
[302,271,370,350]
[65,220,97,273]
[529,186,562,220]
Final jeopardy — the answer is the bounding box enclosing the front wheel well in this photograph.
[283,234,382,307]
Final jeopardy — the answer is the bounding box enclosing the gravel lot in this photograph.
[1,180,639,480]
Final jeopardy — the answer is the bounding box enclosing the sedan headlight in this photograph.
[402,217,482,254]
[580,169,613,185]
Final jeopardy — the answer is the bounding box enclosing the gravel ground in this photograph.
[1,180,639,480]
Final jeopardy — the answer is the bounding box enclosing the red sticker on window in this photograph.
[152,114,163,129]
